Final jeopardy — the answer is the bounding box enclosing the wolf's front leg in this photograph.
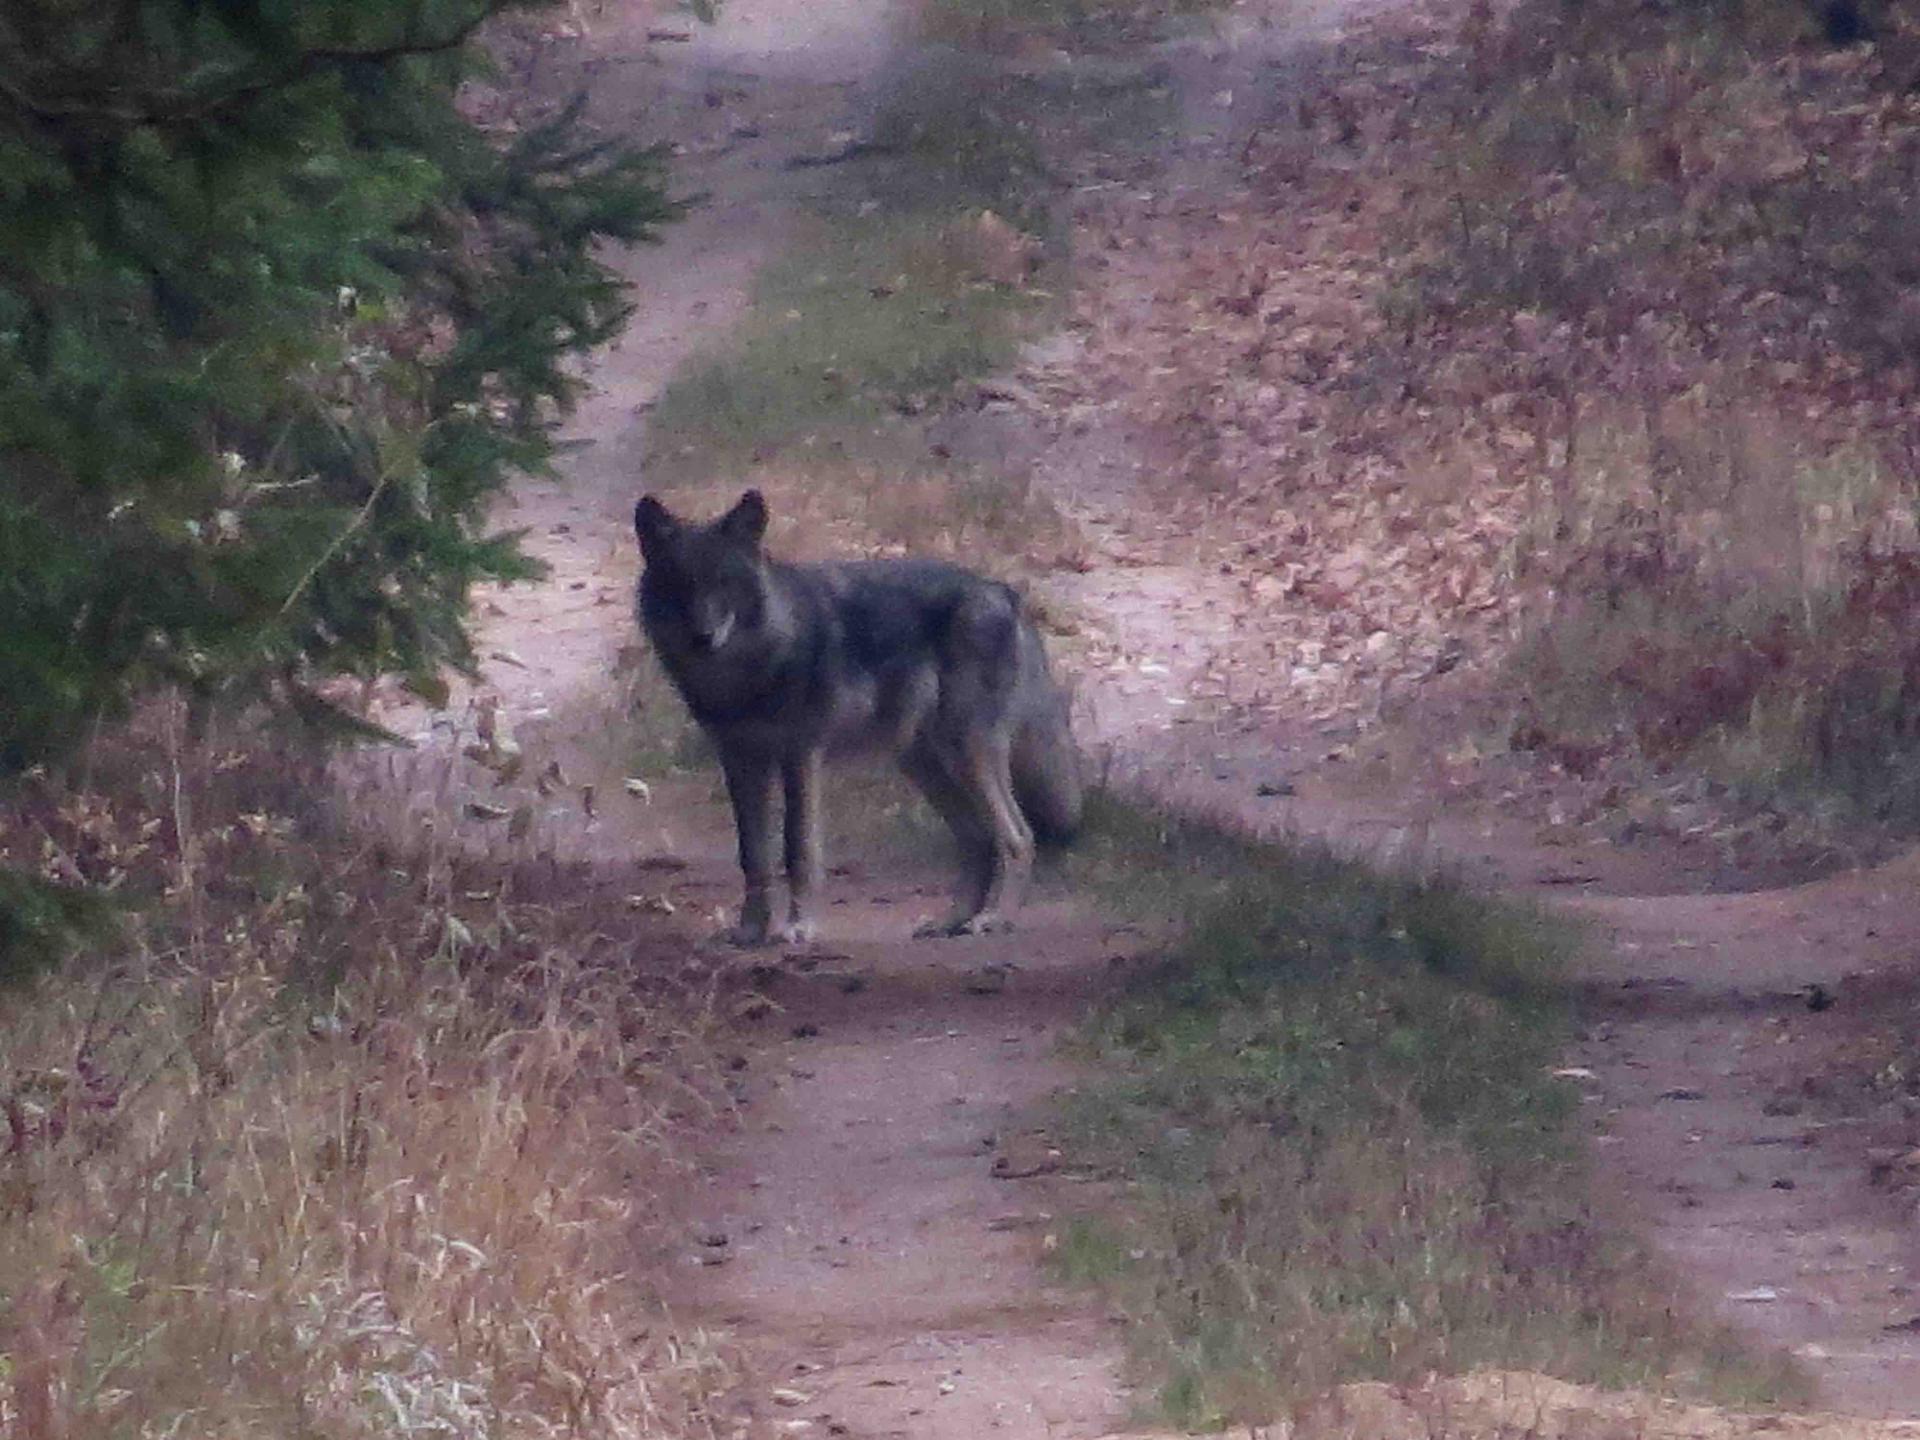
[718,748,776,947]
[778,751,823,944]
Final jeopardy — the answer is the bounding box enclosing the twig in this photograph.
[784,138,898,170]
[278,465,396,617]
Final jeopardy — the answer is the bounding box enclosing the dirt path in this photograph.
[417,6,1151,1438]
[411,0,1920,1429]
[653,894,1136,1440]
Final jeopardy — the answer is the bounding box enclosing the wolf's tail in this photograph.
[1012,681,1084,849]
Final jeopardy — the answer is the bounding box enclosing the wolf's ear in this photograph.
[634,495,678,562]
[717,489,769,548]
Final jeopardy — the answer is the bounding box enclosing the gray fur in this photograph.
[635,489,1083,945]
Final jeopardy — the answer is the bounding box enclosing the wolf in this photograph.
[634,489,1082,946]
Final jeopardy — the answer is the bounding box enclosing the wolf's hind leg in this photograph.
[905,733,1031,937]
[958,729,1034,931]
[901,743,994,937]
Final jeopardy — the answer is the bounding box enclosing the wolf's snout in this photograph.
[691,612,735,652]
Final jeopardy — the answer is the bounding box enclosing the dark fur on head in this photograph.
[634,489,767,563]
[634,491,778,659]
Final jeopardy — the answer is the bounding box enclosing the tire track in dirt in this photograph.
[652,898,1135,1440]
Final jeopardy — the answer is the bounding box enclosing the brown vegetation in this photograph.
[1050,0,1920,848]
[0,716,729,1438]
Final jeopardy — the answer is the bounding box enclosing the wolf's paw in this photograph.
[773,916,819,946]
[913,911,1014,939]
[708,921,774,949]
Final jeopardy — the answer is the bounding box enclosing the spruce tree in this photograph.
[0,0,677,767]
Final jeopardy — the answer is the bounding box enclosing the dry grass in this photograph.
[1317,0,1920,836]
[1499,393,1920,825]
[0,722,731,1439]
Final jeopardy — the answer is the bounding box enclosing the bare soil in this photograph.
[390,0,1920,1432]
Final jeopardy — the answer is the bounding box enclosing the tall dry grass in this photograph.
[1383,0,1920,831]
[1499,384,1920,828]
[0,724,730,1439]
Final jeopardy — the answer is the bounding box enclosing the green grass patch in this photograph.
[1054,793,1805,1428]
[642,42,1178,494]
[644,207,1045,480]
[644,57,1066,487]
[920,0,1223,51]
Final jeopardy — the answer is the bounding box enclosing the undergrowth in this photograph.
[0,729,729,1438]
[1053,794,1805,1429]
[1498,403,1920,833]
[1392,0,1920,833]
